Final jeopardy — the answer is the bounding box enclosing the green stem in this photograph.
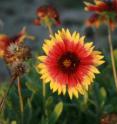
[17,77,24,123]
[42,83,46,117]
[47,24,53,35]
[0,77,15,112]
[42,23,53,121]
[107,24,117,91]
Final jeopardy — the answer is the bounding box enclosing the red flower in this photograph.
[0,27,33,57]
[85,13,117,30]
[34,5,61,26]
[113,0,117,12]
[37,29,104,99]
[85,0,117,30]
[85,0,117,12]
[101,113,117,124]
[85,13,101,28]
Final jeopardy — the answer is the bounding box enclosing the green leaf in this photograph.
[25,82,39,94]
[45,96,53,108]
[40,116,48,124]
[99,87,107,108]
[114,49,117,68]
[48,101,63,124]
[103,104,113,113]
[11,121,17,124]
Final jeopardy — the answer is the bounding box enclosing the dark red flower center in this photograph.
[58,51,80,74]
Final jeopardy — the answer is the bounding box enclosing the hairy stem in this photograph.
[17,77,24,123]
[0,77,16,112]
[47,24,53,35]
[107,25,117,90]
[42,82,46,115]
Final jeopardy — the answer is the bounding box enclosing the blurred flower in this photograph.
[0,27,34,58]
[10,61,29,77]
[0,27,33,78]
[7,43,19,54]
[34,5,61,27]
[84,0,117,30]
[85,13,103,28]
[101,113,117,124]
[85,0,117,12]
[0,28,34,112]
[85,13,117,30]
[4,44,31,65]
[37,29,104,99]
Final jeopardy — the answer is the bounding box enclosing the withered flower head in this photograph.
[10,61,29,77]
[4,44,31,65]
[0,28,34,78]
[34,5,61,26]
[7,43,19,54]
[4,43,31,78]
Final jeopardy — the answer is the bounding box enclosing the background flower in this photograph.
[85,13,117,30]
[84,0,117,30]
[0,27,33,58]
[34,5,61,27]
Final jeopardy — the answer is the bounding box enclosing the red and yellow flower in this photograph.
[85,13,117,30]
[37,29,104,99]
[84,0,117,30]
[34,5,61,26]
[0,27,34,58]
[85,0,117,12]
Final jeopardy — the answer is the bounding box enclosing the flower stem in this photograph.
[17,77,24,123]
[42,23,53,120]
[42,82,46,114]
[0,77,15,112]
[47,24,53,35]
[107,24,117,90]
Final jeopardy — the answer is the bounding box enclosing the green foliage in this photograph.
[0,52,117,124]
[114,49,117,69]
[48,102,63,124]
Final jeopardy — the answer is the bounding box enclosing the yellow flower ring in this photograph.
[37,29,104,99]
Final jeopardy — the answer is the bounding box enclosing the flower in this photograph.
[34,5,61,26]
[84,0,117,30]
[10,61,29,77]
[37,29,104,99]
[5,43,31,64]
[85,0,117,12]
[101,113,117,124]
[85,13,117,30]
[0,27,34,58]
[0,28,33,78]
[85,13,101,28]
